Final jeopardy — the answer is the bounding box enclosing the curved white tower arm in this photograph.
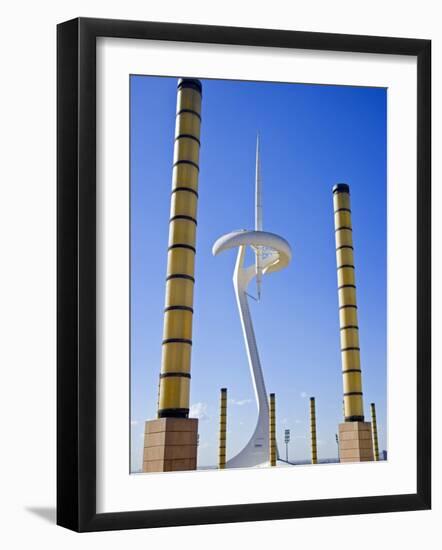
[213,230,291,274]
[213,230,292,468]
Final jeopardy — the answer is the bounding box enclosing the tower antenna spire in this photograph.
[255,133,263,300]
[255,133,263,231]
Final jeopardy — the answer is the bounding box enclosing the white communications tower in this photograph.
[212,135,292,468]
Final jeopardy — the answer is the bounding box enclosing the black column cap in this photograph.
[333,183,350,194]
[177,78,202,95]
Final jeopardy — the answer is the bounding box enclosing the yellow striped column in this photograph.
[370,403,380,461]
[310,397,318,464]
[143,78,202,473]
[334,184,374,463]
[269,393,277,467]
[158,78,202,419]
[333,183,365,422]
[218,388,227,469]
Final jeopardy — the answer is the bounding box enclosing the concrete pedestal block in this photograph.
[142,417,198,473]
[338,421,374,463]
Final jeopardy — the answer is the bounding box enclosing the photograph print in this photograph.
[130,75,387,474]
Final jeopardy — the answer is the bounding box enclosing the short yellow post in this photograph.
[219,388,227,469]
[310,397,318,464]
[370,402,380,461]
[269,393,277,466]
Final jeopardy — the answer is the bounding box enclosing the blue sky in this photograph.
[130,75,387,471]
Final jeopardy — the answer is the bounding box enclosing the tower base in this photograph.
[338,421,374,463]
[143,417,198,473]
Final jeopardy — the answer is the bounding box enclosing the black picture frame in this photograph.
[57,17,431,532]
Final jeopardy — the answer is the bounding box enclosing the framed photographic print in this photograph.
[57,17,431,532]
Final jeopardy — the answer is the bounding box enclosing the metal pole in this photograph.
[370,402,380,461]
[219,388,227,469]
[310,397,318,464]
[269,393,276,466]
[284,429,290,463]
